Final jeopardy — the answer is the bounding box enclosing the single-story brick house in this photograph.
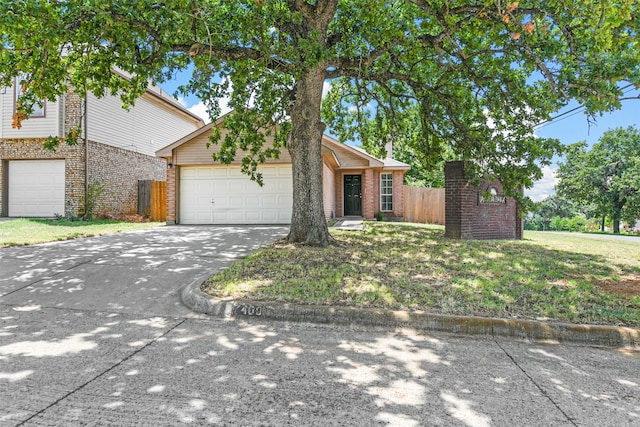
[156,114,410,224]
[0,75,204,218]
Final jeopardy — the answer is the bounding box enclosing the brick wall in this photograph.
[332,169,406,220]
[87,141,165,216]
[363,168,375,219]
[166,163,176,224]
[65,91,83,133]
[444,161,523,240]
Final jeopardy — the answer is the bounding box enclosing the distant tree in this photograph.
[328,103,452,187]
[557,127,640,233]
[525,195,584,230]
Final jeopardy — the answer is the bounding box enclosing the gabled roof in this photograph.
[321,134,410,170]
[143,86,205,125]
[381,157,411,170]
[156,111,410,171]
[156,111,230,157]
[321,134,384,168]
[156,122,214,157]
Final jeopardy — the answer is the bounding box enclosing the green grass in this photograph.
[0,218,163,247]
[204,223,640,326]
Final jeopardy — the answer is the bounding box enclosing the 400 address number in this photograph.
[233,304,263,317]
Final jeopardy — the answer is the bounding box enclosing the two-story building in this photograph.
[0,76,204,218]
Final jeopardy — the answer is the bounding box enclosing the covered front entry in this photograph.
[179,164,293,224]
[343,174,362,216]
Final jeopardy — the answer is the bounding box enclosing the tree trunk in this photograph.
[286,68,335,247]
[613,206,622,234]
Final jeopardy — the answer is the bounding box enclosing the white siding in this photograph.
[0,85,61,139]
[175,128,292,165]
[86,91,200,156]
[323,160,336,219]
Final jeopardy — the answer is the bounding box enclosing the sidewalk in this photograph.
[330,217,365,231]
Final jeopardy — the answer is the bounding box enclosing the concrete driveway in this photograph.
[0,225,288,317]
[2,226,640,426]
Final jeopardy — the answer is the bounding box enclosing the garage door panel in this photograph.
[181,167,200,179]
[228,181,245,193]
[262,197,278,208]
[245,211,261,221]
[262,212,279,222]
[278,195,293,205]
[227,196,244,208]
[9,160,65,217]
[244,197,260,208]
[179,165,292,224]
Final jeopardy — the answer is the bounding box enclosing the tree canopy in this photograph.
[524,195,595,231]
[1,0,639,245]
[557,126,640,233]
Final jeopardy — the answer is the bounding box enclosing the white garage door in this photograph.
[8,160,65,217]
[179,165,293,224]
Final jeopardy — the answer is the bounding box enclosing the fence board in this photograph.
[137,180,151,216]
[151,181,167,222]
[403,186,445,225]
[138,180,166,222]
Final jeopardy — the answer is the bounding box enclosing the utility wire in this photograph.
[534,84,638,129]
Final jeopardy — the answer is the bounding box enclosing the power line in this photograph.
[534,84,638,129]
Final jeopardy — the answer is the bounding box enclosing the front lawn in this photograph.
[0,218,163,247]
[204,223,640,326]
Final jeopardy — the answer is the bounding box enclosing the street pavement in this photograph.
[1,226,639,426]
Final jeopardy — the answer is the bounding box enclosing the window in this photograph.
[381,173,393,211]
[14,76,45,118]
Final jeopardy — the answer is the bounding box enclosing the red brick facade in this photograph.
[166,163,177,223]
[333,168,405,220]
[87,141,165,216]
[444,161,523,240]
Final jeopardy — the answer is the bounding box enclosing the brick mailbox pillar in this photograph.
[444,161,523,240]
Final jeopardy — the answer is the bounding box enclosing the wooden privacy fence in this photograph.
[403,186,445,225]
[138,180,167,222]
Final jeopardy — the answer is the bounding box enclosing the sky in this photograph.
[528,87,640,201]
[159,75,639,202]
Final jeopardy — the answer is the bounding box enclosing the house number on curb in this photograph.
[233,304,263,317]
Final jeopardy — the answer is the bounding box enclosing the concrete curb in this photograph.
[181,277,640,350]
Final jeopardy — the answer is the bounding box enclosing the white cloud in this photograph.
[177,96,232,124]
[187,101,212,123]
[525,165,558,202]
[322,81,332,99]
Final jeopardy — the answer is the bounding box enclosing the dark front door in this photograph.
[344,175,362,216]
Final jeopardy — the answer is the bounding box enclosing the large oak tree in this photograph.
[1,0,638,246]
